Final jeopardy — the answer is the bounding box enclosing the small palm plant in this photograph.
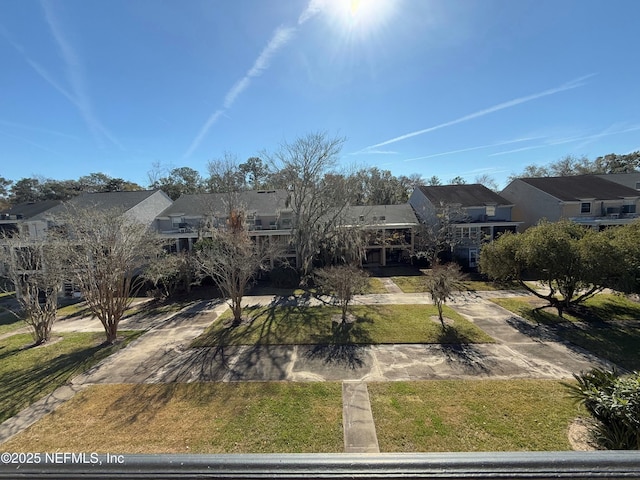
[564,368,640,450]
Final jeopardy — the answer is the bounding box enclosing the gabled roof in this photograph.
[516,175,640,201]
[157,190,290,217]
[31,190,165,220]
[595,173,640,190]
[344,204,419,226]
[416,184,512,207]
[0,200,61,219]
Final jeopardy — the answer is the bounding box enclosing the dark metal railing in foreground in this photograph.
[1,451,639,479]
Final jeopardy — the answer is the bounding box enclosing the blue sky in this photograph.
[1,0,639,189]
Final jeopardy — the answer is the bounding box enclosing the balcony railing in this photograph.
[0,451,638,479]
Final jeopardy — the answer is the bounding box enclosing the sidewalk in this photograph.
[0,288,615,449]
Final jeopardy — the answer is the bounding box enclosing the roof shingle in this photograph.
[518,175,640,201]
[416,184,511,207]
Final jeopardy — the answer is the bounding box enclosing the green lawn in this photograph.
[57,299,154,321]
[0,331,142,424]
[249,277,388,296]
[56,302,92,319]
[3,383,344,453]
[491,294,640,371]
[5,380,583,453]
[0,309,23,337]
[191,304,494,347]
[364,277,388,294]
[392,274,521,293]
[369,380,583,451]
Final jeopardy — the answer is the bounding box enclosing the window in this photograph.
[623,204,636,214]
[581,202,591,214]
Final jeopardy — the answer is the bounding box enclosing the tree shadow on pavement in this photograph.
[304,318,373,369]
[438,343,492,375]
[505,315,561,342]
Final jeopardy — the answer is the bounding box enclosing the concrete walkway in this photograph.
[379,277,403,294]
[342,382,379,453]
[0,289,617,450]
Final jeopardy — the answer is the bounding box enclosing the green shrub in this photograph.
[565,368,640,449]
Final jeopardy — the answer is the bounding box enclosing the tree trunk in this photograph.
[554,301,564,319]
[105,322,119,344]
[231,298,243,326]
[437,301,446,330]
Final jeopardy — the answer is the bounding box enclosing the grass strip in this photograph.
[392,276,521,293]
[3,382,344,453]
[191,304,494,347]
[250,277,388,296]
[491,294,640,371]
[369,379,583,452]
[0,331,143,424]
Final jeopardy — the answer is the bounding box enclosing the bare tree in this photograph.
[207,153,245,194]
[474,174,499,192]
[58,207,164,344]
[424,262,464,330]
[193,209,276,325]
[315,265,369,323]
[415,201,472,264]
[0,231,66,345]
[143,250,193,299]
[265,132,351,281]
[426,175,442,186]
[448,176,467,185]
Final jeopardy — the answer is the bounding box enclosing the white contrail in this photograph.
[489,125,640,157]
[183,1,316,160]
[298,0,327,25]
[360,74,596,151]
[40,0,123,149]
[182,110,226,160]
[0,119,80,140]
[401,136,543,162]
[223,26,295,109]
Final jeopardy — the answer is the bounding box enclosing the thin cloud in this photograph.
[40,1,123,150]
[0,128,62,156]
[359,74,596,152]
[401,136,544,162]
[0,119,80,140]
[183,4,310,159]
[573,123,627,151]
[351,149,399,155]
[223,26,295,109]
[182,110,226,160]
[298,0,327,25]
[489,125,640,157]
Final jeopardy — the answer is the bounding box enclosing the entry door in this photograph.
[468,248,478,268]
